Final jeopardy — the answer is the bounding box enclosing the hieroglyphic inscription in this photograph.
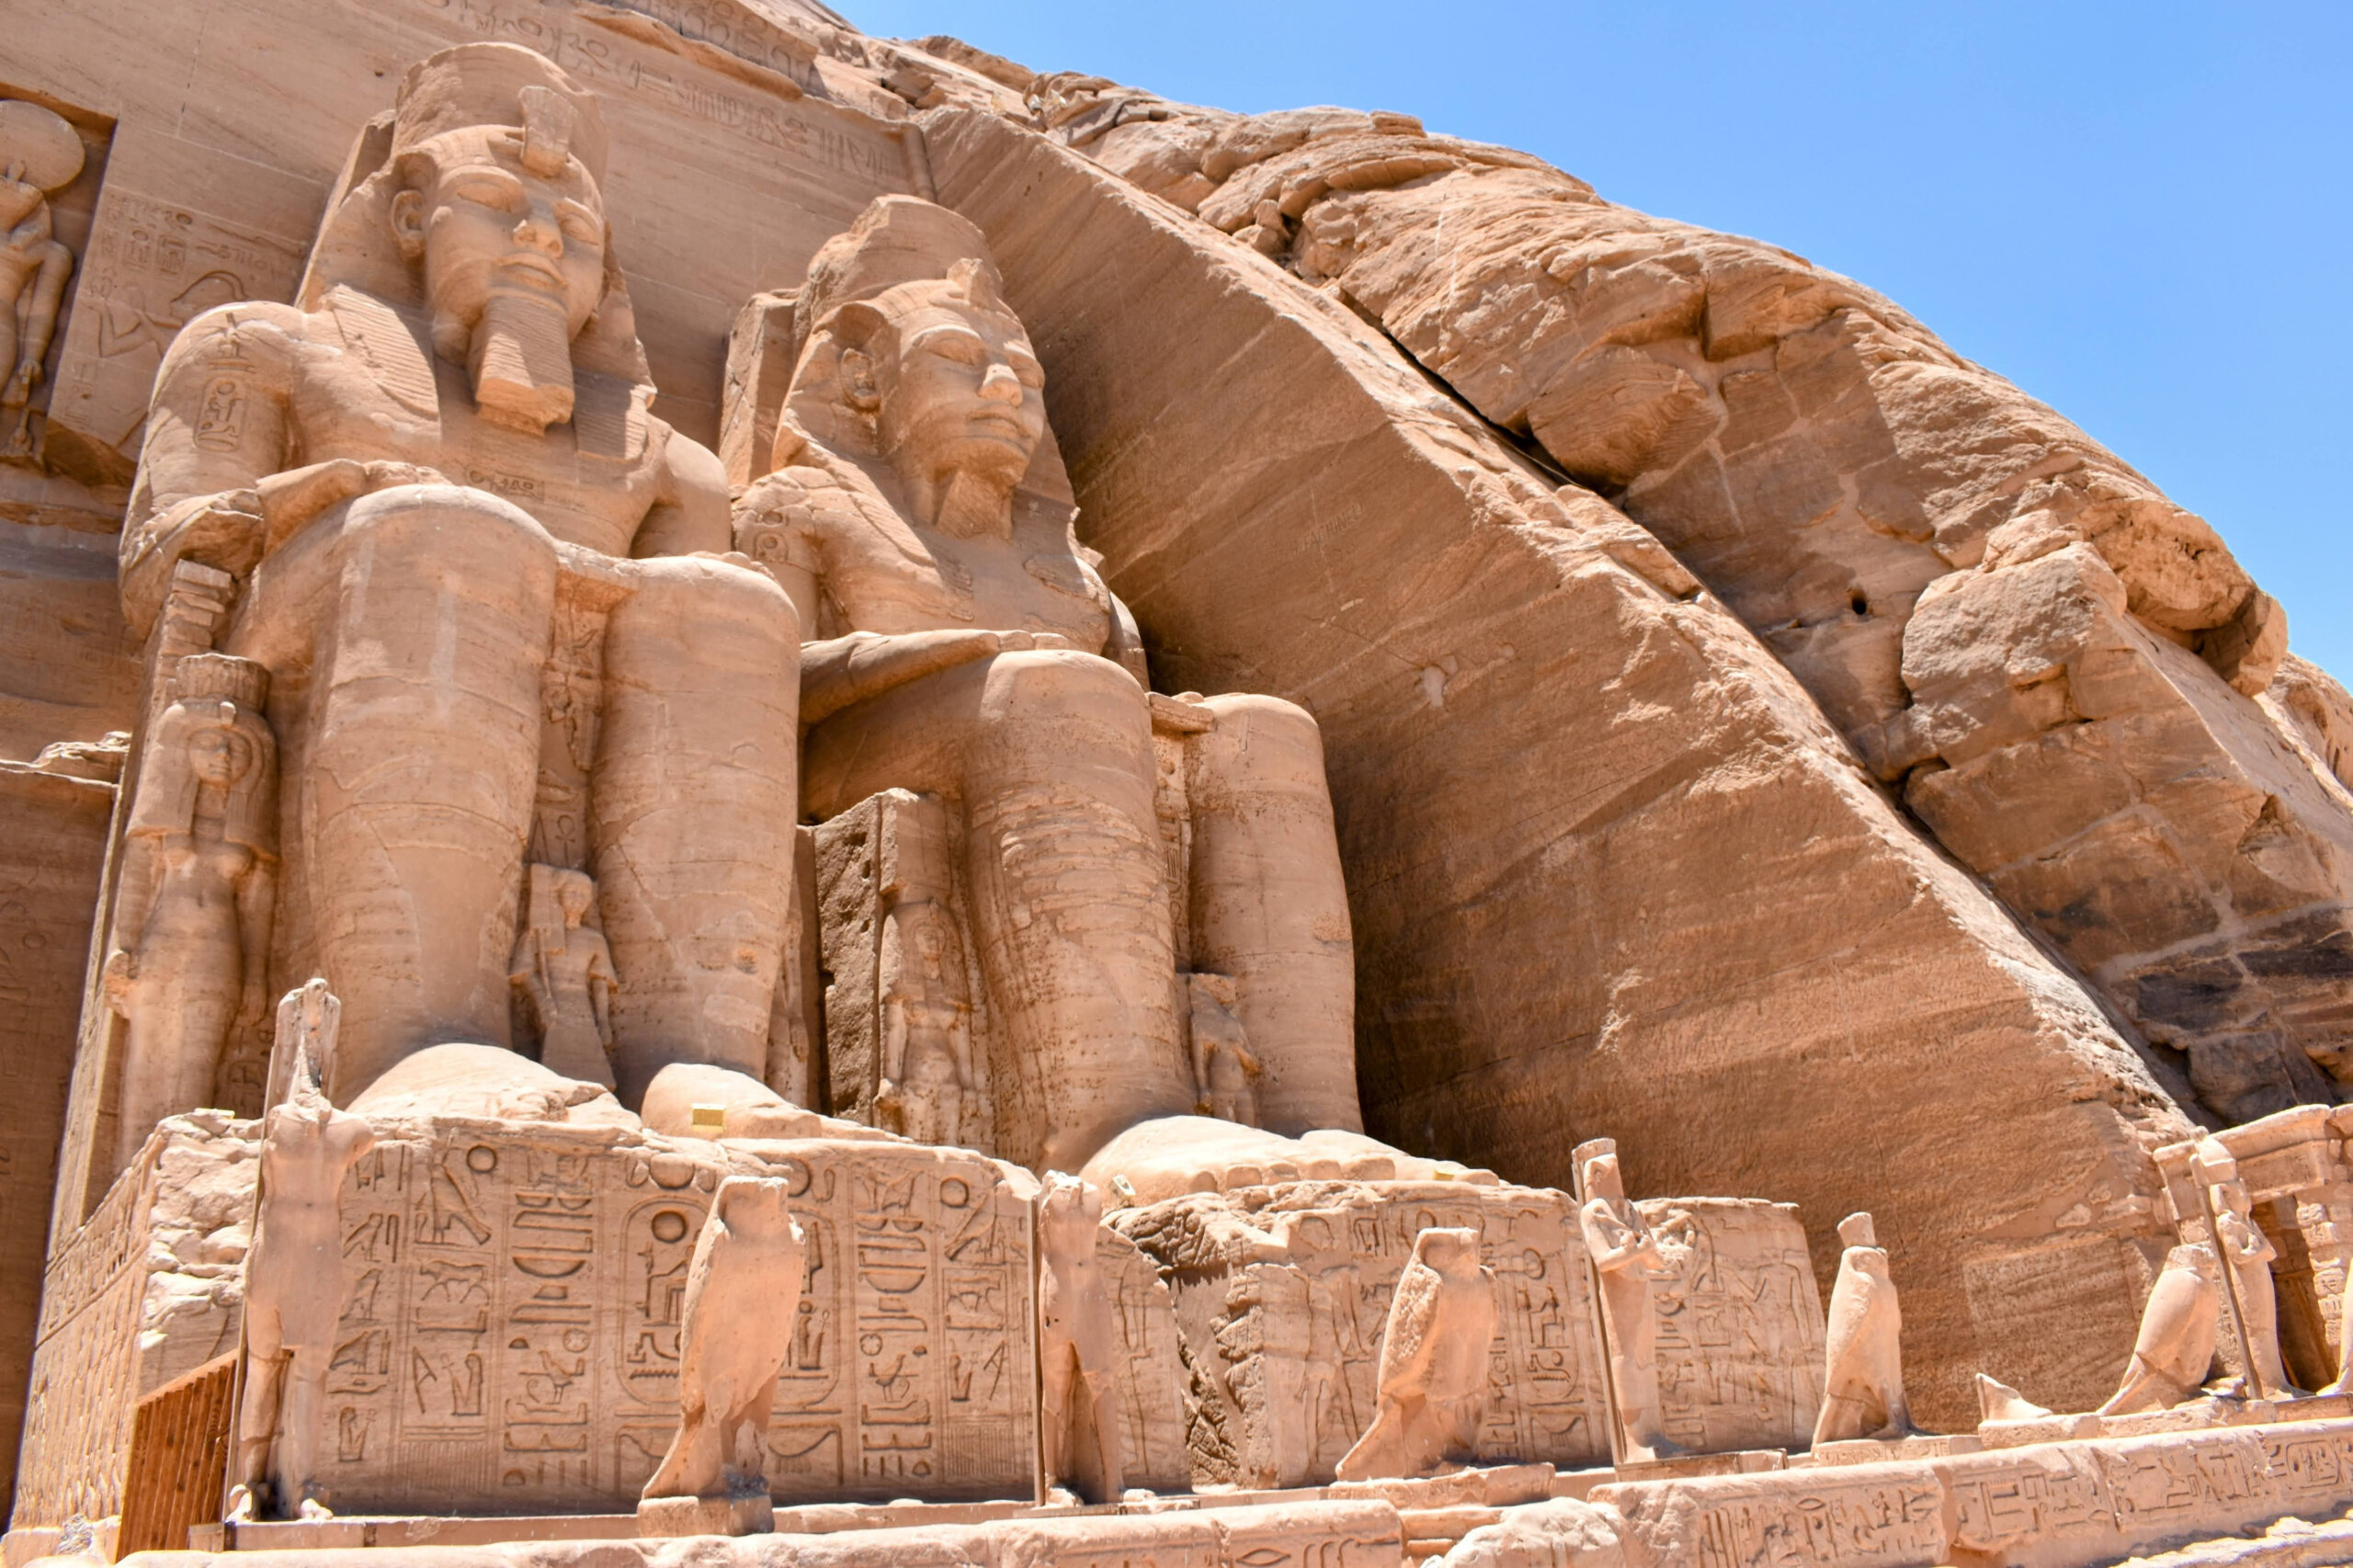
[1119,1180,1611,1489]
[1636,1197,1827,1454]
[417,0,899,179]
[309,1125,727,1514]
[51,188,305,468]
[767,1141,1036,1501]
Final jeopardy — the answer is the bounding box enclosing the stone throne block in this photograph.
[1110,1178,1620,1490]
[309,1120,1039,1515]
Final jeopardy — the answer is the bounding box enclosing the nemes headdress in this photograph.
[391,42,608,185]
[793,196,1011,372]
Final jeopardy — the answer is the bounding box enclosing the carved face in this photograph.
[555,874,593,926]
[391,127,606,352]
[853,293,1045,492]
[188,724,252,787]
[1582,1151,1624,1201]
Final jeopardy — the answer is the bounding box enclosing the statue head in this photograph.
[784,197,1050,537]
[552,868,596,928]
[1412,1226,1483,1280]
[1837,1211,1877,1249]
[1040,1171,1103,1249]
[129,654,276,853]
[1574,1137,1624,1202]
[0,99,84,226]
[301,45,648,430]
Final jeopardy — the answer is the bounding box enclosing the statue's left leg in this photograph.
[1188,696,1359,1134]
[594,556,800,1108]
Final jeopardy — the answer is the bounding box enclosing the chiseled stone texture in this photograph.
[1033,80,2353,1130]
[922,105,2191,1429]
[0,760,114,1521]
[0,524,138,761]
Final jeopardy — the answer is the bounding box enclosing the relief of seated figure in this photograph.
[734,197,1358,1173]
[113,42,801,1117]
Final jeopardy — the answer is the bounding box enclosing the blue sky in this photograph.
[847,1,2353,677]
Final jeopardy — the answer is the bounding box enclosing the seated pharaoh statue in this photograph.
[112,42,801,1122]
[734,197,1360,1174]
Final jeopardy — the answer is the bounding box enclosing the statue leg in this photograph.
[233,485,558,1095]
[1040,1335,1076,1488]
[595,556,800,1108]
[274,1338,332,1512]
[805,651,1191,1171]
[237,1303,287,1500]
[1188,695,1358,1135]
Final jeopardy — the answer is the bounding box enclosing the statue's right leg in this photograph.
[236,1304,286,1495]
[231,485,557,1096]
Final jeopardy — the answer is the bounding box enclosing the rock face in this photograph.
[1036,79,2353,1130]
[926,106,2192,1425]
[4,4,2353,1547]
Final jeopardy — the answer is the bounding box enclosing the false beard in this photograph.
[466,288,575,434]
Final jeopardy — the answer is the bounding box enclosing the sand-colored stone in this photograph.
[734,192,1358,1172]
[1036,81,2353,1128]
[1334,1227,1496,1482]
[0,758,115,1519]
[638,1176,804,1536]
[921,103,2189,1426]
[1812,1212,1909,1446]
[13,12,2353,1565]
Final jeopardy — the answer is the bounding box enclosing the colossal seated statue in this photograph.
[735,196,1358,1172]
[112,43,801,1119]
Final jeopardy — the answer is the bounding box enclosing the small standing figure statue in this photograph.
[1336,1226,1497,1480]
[0,99,82,454]
[1038,1173,1123,1503]
[233,983,375,1521]
[1187,972,1262,1128]
[1575,1138,1677,1462]
[639,1176,804,1537]
[1812,1211,1911,1445]
[2098,1242,2222,1415]
[2210,1168,2292,1398]
[508,864,618,1087]
[875,903,977,1147]
[103,653,278,1176]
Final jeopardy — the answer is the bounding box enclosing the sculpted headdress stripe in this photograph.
[391,41,608,184]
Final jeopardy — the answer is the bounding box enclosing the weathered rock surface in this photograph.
[926,105,2194,1426]
[1034,77,2353,1129]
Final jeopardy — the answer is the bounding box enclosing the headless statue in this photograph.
[1037,1174,1123,1503]
[1336,1226,1496,1480]
[1575,1142,1677,1462]
[640,1176,803,1536]
[0,99,81,451]
[103,653,276,1175]
[118,43,799,1107]
[733,195,1356,1172]
[1811,1211,1910,1444]
[234,987,375,1520]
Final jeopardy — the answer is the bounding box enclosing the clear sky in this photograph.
[845,0,2353,678]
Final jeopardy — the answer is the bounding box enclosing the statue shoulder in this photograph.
[733,456,884,574]
[157,301,307,383]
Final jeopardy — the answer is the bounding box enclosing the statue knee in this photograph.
[336,483,560,584]
[615,555,801,692]
[1195,693,1329,797]
[982,648,1146,731]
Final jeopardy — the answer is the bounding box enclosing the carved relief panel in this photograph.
[309,1125,1038,1515]
[1634,1197,1829,1454]
[1113,1180,1614,1490]
[0,86,108,478]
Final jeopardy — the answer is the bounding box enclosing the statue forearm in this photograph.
[801,629,1068,724]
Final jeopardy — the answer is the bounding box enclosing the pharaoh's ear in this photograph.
[389,187,427,263]
[830,301,889,414]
